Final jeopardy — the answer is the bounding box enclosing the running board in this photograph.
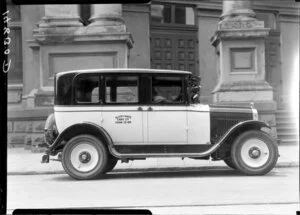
[110,143,222,159]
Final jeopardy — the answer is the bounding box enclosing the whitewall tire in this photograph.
[231,130,279,175]
[62,135,108,180]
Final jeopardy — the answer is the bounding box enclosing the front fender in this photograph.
[47,122,113,156]
[218,120,270,146]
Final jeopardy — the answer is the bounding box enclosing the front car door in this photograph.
[146,74,188,145]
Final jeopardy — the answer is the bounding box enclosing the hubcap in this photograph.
[241,138,269,168]
[70,143,99,172]
[248,147,261,159]
[79,151,91,164]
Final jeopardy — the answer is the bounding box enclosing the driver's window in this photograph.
[151,76,184,104]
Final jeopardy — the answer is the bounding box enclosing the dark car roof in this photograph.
[56,68,192,78]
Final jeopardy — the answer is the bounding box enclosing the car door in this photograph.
[101,74,146,145]
[146,75,188,145]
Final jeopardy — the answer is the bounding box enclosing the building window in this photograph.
[151,4,171,24]
[151,4,195,26]
[79,4,91,26]
[255,11,279,31]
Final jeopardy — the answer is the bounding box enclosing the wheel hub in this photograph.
[79,151,91,164]
[248,147,261,159]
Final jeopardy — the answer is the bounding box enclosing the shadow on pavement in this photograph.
[51,168,280,182]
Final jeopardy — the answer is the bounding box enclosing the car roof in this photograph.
[56,68,192,78]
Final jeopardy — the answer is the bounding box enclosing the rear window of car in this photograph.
[56,73,76,105]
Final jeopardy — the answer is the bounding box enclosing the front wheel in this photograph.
[62,135,108,180]
[231,130,279,175]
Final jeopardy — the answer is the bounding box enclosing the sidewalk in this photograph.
[7,145,299,175]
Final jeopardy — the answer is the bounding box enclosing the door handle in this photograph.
[137,107,143,111]
[148,107,153,111]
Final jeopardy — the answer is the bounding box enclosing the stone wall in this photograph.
[7,109,53,152]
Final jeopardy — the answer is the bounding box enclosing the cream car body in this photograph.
[43,69,279,180]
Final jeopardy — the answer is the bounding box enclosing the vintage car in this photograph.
[42,68,279,180]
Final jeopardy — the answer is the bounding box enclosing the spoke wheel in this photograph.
[62,135,108,180]
[231,130,278,175]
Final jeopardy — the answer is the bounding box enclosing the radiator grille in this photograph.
[210,112,253,144]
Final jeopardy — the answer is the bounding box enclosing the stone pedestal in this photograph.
[211,0,277,137]
[26,4,133,108]
[16,4,133,149]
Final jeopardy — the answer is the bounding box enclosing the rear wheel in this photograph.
[62,135,108,180]
[231,130,278,175]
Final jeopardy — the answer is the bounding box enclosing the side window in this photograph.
[74,75,100,104]
[151,76,184,104]
[105,76,139,104]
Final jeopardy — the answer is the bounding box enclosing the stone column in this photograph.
[28,3,133,107]
[90,4,123,25]
[221,0,255,19]
[211,0,277,137]
[34,5,82,37]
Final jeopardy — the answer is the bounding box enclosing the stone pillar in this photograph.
[211,0,277,138]
[28,4,133,107]
[34,5,82,36]
[221,0,255,19]
[90,4,125,29]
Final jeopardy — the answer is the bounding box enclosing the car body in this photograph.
[43,68,279,180]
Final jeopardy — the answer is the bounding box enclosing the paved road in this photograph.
[7,167,299,215]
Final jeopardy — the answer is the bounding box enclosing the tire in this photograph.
[231,130,279,175]
[104,156,118,172]
[62,134,108,180]
[224,157,236,169]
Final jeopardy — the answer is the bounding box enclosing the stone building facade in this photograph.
[7,0,300,151]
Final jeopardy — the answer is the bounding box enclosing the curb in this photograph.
[7,162,299,176]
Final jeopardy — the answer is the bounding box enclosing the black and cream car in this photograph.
[43,68,279,180]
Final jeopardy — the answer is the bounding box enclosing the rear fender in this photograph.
[47,122,113,156]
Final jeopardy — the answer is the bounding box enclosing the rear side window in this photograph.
[56,73,76,105]
[105,76,139,104]
[74,75,100,104]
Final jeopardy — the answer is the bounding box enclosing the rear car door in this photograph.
[101,74,146,145]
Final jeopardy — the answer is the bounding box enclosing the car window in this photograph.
[56,73,76,105]
[74,75,100,104]
[151,76,184,104]
[105,76,139,104]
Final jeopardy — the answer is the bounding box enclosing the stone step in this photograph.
[278,139,299,146]
[276,112,298,118]
[276,117,299,124]
[277,133,299,140]
[277,126,298,133]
